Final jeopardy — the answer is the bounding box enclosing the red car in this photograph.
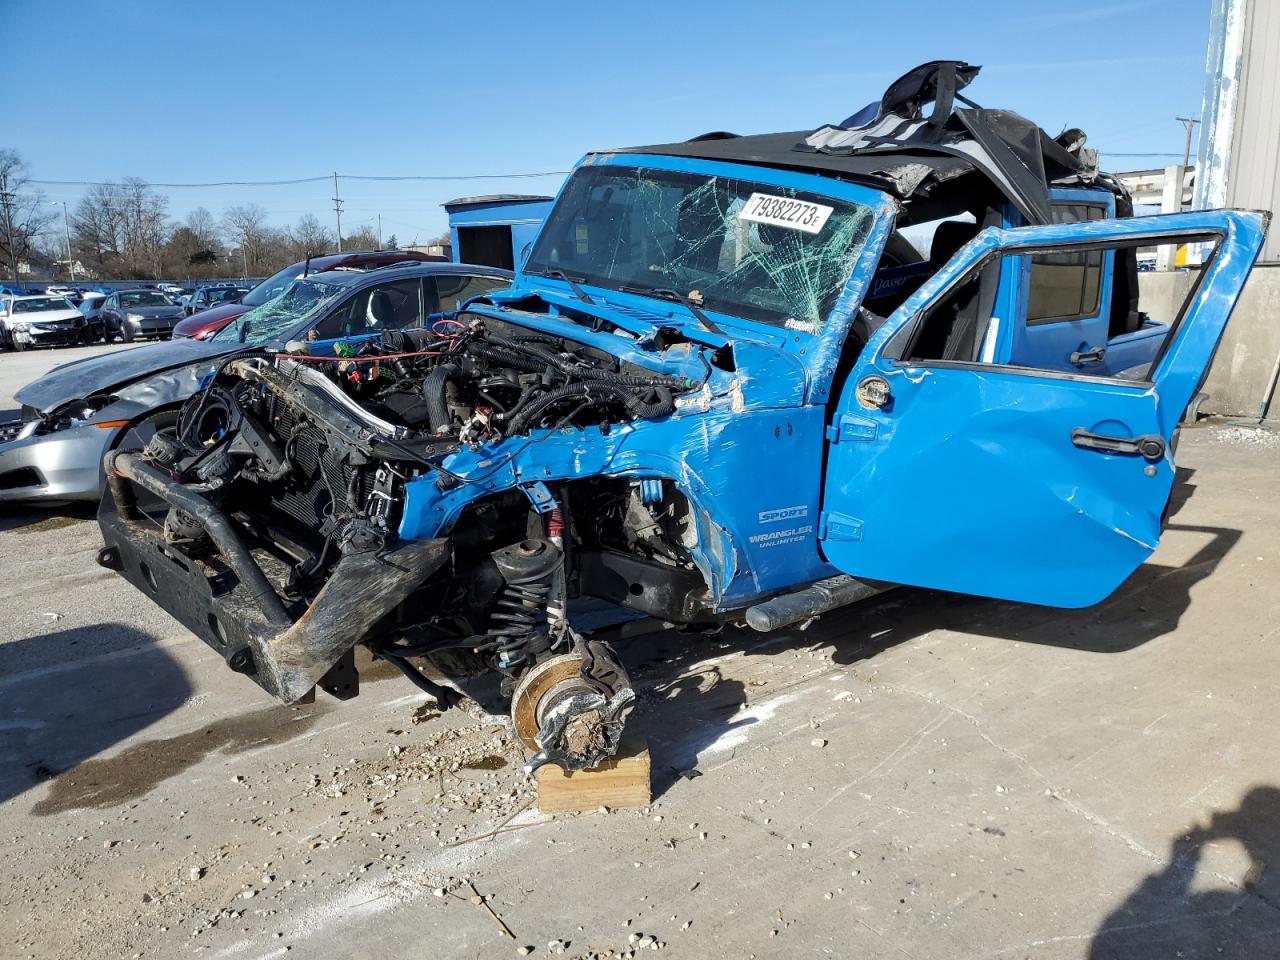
[172,250,446,340]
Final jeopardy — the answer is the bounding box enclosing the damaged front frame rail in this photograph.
[98,449,451,703]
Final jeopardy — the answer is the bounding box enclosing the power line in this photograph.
[27,170,570,189]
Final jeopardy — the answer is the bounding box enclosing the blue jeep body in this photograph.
[98,62,1268,772]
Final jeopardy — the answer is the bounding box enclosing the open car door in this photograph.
[820,209,1268,608]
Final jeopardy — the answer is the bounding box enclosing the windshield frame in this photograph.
[521,154,889,336]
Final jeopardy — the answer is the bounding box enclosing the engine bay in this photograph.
[106,314,714,773]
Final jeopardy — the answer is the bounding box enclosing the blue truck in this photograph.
[98,62,1268,773]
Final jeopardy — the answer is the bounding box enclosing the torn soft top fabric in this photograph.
[614,60,1118,226]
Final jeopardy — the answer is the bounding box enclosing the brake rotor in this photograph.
[510,653,588,751]
[510,648,636,773]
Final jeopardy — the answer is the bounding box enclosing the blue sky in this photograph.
[1,0,1211,242]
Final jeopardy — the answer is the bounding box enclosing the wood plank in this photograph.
[535,737,651,814]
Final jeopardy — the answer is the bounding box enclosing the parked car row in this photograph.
[1,257,443,351]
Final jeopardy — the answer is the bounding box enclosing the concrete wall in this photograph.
[1139,264,1280,419]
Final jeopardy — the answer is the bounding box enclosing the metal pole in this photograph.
[0,172,17,286]
[332,172,343,253]
[377,213,382,250]
[61,202,73,281]
[1176,116,1201,167]
[242,244,249,279]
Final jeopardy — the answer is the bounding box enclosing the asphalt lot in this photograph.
[2,345,1280,960]
[0,341,137,415]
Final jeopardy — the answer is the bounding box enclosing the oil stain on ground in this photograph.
[6,514,89,535]
[31,704,325,816]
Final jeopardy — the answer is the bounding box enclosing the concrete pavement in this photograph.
[2,413,1279,959]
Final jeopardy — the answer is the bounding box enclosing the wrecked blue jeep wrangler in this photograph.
[98,62,1268,773]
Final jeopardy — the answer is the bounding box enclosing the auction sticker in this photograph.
[739,192,833,234]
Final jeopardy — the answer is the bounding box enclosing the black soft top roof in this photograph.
[614,61,1123,226]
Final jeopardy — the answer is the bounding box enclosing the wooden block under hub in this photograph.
[535,737,651,814]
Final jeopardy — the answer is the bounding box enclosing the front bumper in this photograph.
[98,451,452,703]
[33,328,83,343]
[0,420,113,502]
[125,316,180,336]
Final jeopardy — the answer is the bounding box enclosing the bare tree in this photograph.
[118,177,169,277]
[342,227,380,251]
[71,182,126,275]
[161,206,225,279]
[222,204,273,275]
[184,207,221,251]
[69,178,169,278]
[288,214,334,260]
[0,150,57,284]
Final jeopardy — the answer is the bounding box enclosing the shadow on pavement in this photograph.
[0,501,98,534]
[0,624,193,807]
[1088,786,1280,959]
[609,467,1241,794]
[815,467,1239,666]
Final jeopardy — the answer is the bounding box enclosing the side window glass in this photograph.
[897,233,1215,380]
[311,279,421,339]
[432,274,508,313]
[1026,204,1105,324]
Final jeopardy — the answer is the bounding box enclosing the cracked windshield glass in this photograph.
[211,278,346,344]
[524,164,875,331]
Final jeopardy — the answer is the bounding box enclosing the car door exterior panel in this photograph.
[821,209,1267,608]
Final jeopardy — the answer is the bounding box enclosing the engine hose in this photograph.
[463,341,549,375]
[516,340,691,389]
[423,362,463,434]
[501,383,591,434]
[506,382,674,435]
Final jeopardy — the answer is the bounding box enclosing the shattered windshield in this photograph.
[211,278,347,345]
[525,164,876,331]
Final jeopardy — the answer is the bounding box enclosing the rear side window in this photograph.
[433,274,508,313]
[1026,204,1106,324]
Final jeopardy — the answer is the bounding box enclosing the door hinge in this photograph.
[819,511,864,542]
[825,413,878,444]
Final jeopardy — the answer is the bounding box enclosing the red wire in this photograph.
[272,349,448,362]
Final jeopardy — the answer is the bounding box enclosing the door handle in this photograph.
[1070,346,1106,366]
[1071,427,1166,461]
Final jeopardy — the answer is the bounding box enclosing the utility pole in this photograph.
[1177,115,1201,167]
[241,244,249,279]
[376,213,382,250]
[54,201,73,281]
[0,171,17,286]
[332,172,344,253]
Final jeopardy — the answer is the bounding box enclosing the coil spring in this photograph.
[489,577,554,672]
